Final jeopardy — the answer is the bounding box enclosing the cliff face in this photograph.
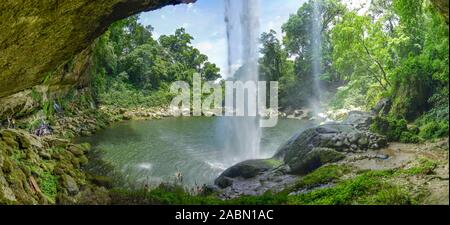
[0,0,193,120]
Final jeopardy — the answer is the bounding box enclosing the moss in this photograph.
[370,116,421,143]
[78,155,89,166]
[399,131,422,143]
[418,121,449,140]
[287,170,414,205]
[401,157,437,175]
[287,165,350,192]
[2,157,14,173]
[227,192,288,205]
[39,172,58,202]
[262,159,283,167]
[89,175,114,189]
[358,186,413,205]
[109,184,223,205]
[370,116,407,141]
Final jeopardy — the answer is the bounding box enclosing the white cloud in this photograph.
[182,22,191,28]
[194,38,228,77]
[139,0,309,78]
[195,41,213,52]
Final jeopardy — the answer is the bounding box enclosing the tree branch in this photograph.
[361,39,392,87]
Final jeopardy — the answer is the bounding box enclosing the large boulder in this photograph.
[274,112,387,175]
[214,111,390,198]
[281,147,345,175]
[214,159,282,188]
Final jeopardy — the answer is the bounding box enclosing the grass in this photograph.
[288,165,351,192]
[400,157,438,176]
[287,170,413,205]
[107,164,418,205]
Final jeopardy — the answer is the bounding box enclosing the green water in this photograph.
[80,117,315,186]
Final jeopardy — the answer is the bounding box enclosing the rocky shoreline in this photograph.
[0,101,174,204]
[213,111,390,199]
[210,109,448,203]
[1,103,448,204]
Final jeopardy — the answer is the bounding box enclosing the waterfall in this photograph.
[223,0,261,162]
[310,0,323,115]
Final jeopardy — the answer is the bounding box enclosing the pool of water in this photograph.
[79,117,315,186]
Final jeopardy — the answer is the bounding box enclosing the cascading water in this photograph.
[223,0,261,163]
[310,0,323,115]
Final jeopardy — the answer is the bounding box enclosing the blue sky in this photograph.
[139,0,369,77]
[139,0,307,76]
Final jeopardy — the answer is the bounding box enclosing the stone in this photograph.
[38,151,52,160]
[68,145,85,157]
[358,135,369,146]
[215,176,234,188]
[42,136,70,149]
[215,111,389,195]
[89,175,114,189]
[61,175,79,196]
[214,159,281,188]
[285,147,345,175]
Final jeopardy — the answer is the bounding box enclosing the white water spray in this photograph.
[223,0,261,162]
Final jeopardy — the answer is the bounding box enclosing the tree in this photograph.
[331,12,392,93]
[281,0,346,107]
[91,16,221,107]
[259,30,295,107]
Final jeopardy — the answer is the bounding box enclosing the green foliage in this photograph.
[42,100,55,119]
[399,131,421,143]
[107,165,418,205]
[277,0,346,107]
[402,157,437,175]
[370,116,406,141]
[417,121,448,140]
[288,170,413,205]
[98,78,175,108]
[91,16,220,108]
[39,172,58,202]
[110,184,221,205]
[370,116,427,143]
[362,186,413,205]
[326,0,448,123]
[330,11,392,109]
[259,30,296,107]
[289,165,350,192]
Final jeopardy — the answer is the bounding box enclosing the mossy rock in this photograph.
[0,129,42,150]
[219,159,279,179]
[214,159,282,188]
[287,148,345,175]
[89,175,114,189]
[68,144,85,157]
[60,174,79,196]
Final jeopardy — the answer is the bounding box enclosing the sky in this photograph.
[139,0,370,77]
